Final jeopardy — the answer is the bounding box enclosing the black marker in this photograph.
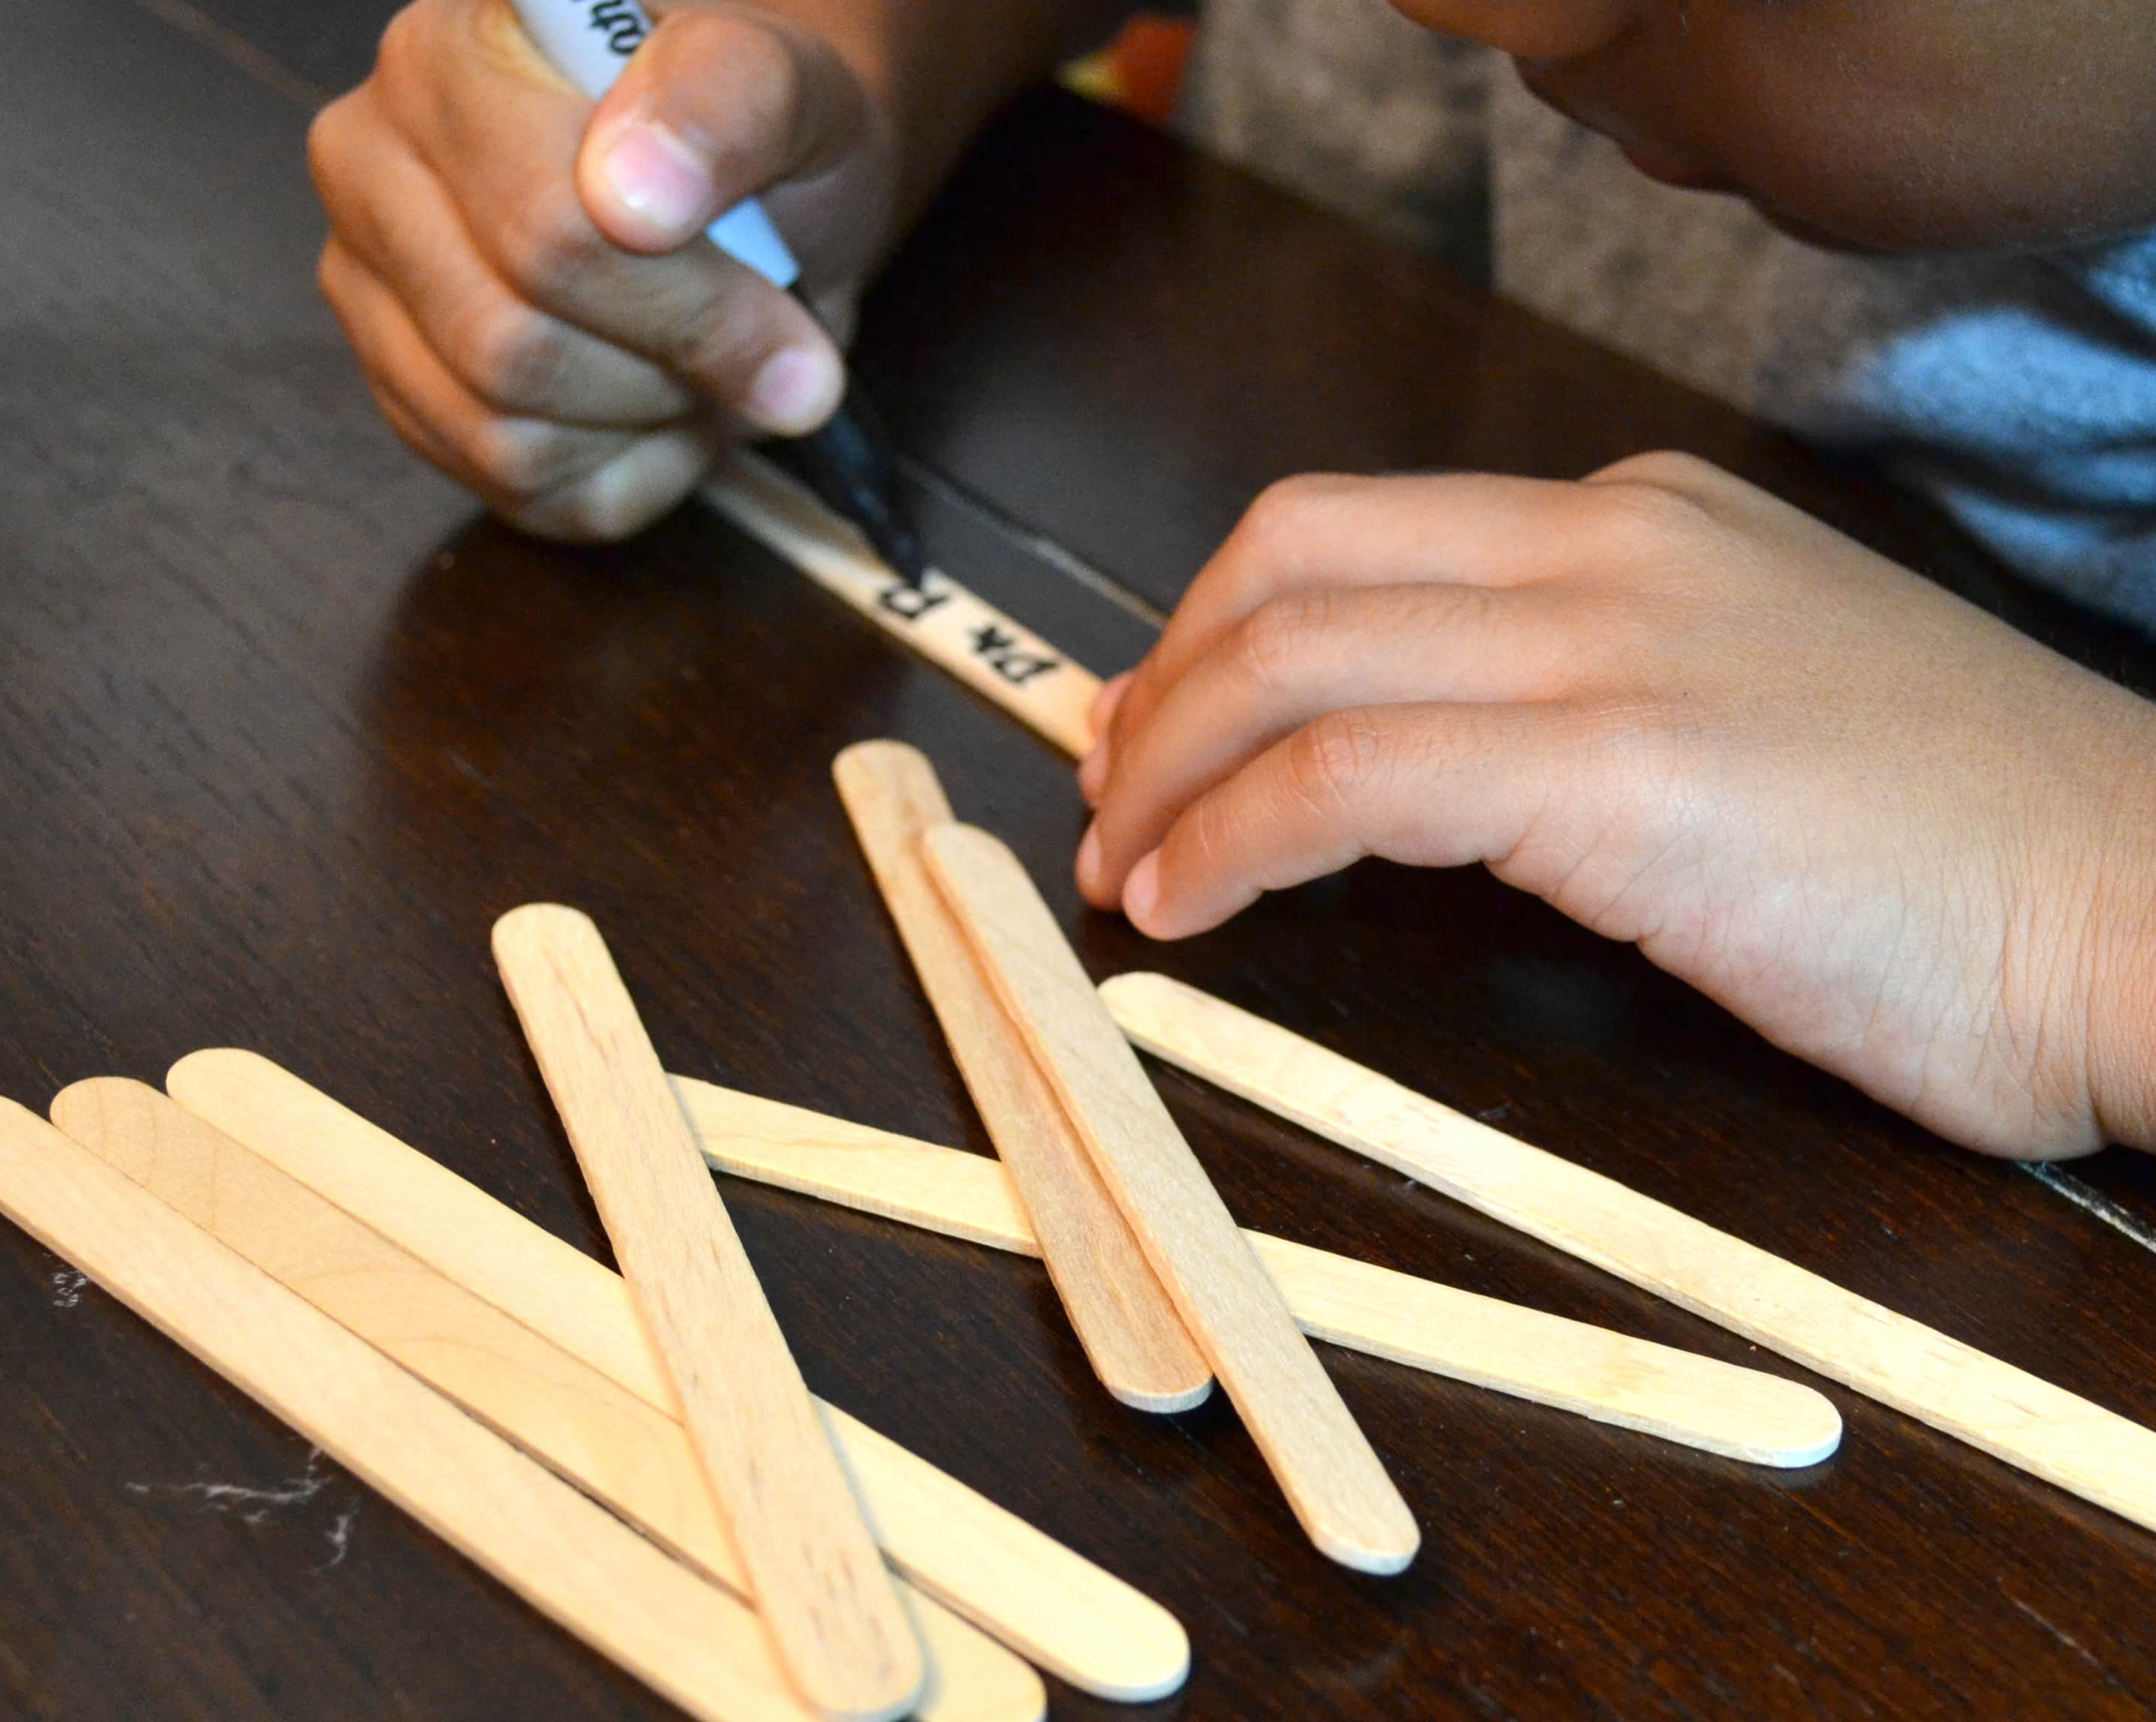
[780,315,927,585]
[513,0,927,585]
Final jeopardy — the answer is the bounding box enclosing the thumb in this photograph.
[574,3,873,255]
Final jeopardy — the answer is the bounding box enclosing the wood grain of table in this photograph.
[7,3,2156,1717]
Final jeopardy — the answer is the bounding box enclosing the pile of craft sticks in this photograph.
[2,902,1189,1721]
[11,725,2156,1720]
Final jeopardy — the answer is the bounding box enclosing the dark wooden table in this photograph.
[8,5,2156,1717]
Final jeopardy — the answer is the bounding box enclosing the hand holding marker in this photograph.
[512,0,927,584]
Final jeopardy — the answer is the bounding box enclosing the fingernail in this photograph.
[600,122,712,240]
[1076,822,1103,893]
[1124,849,1162,928]
[746,345,842,434]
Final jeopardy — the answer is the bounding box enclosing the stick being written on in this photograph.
[704,453,1099,758]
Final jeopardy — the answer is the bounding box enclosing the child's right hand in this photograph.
[309,0,898,539]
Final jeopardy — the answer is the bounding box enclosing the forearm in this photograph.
[758,0,1122,223]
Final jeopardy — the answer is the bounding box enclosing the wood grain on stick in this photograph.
[834,740,1208,1412]
[49,1078,1040,1722]
[1102,971,2156,1537]
[675,1078,1841,1467]
[0,1099,815,1722]
[492,904,922,1722]
[921,825,1418,1574]
[706,454,1098,757]
[164,1048,1190,1705]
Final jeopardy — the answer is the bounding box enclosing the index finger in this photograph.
[1120,701,1576,940]
[1093,469,1604,789]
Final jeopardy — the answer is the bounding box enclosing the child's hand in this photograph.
[309,0,896,539]
[1077,455,2156,1156]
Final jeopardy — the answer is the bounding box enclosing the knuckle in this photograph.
[1591,448,1720,492]
[1238,473,1340,557]
[497,179,608,298]
[505,484,611,543]
[1220,473,1359,605]
[315,245,376,346]
[373,2,431,88]
[682,13,812,160]
[1581,470,1717,560]
[1286,710,1389,810]
[1232,592,1333,689]
[303,98,349,194]
[535,460,678,543]
[557,486,653,543]
[541,495,624,544]
[1182,793,1239,878]
[1579,692,1695,785]
[707,14,798,111]
[459,300,571,409]
[467,416,582,501]
[674,305,777,397]
[314,243,346,308]
[361,378,418,445]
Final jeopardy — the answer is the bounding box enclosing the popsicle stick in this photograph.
[921,825,1418,1575]
[164,1048,1191,1705]
[49,1078,1040,1722]
[706,453,1098,757]
[674,1078,1841,1467]
[679,1078,1040,1252]
[1101,971,2156,1537]
[834,741,1208,1412]
[493,904,922,1722]
[0,1099,816,1722]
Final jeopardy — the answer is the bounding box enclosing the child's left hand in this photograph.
[1075,454,2156,1157]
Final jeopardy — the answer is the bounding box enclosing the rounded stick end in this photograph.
[832,737,934,792]
[1754,1386,1844,1469]
[1107,1372,1217,1415]
[798,1642,929,1722]
[490,901,596,962]
[1309,1506,1421,1578]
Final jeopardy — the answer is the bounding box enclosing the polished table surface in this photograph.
[8,5,2156,1718]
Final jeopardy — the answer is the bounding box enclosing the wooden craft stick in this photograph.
[921,825,1419,1575]
[834,741,1208,1412]
[1101,971,2156,1538]
[0,1099,817,1722]
[706,453,1098,758]
[493,905,922,1722]
[48,1078,1040,1722]
[164,1048,1191,1705]
[674,1078,1842,1468]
